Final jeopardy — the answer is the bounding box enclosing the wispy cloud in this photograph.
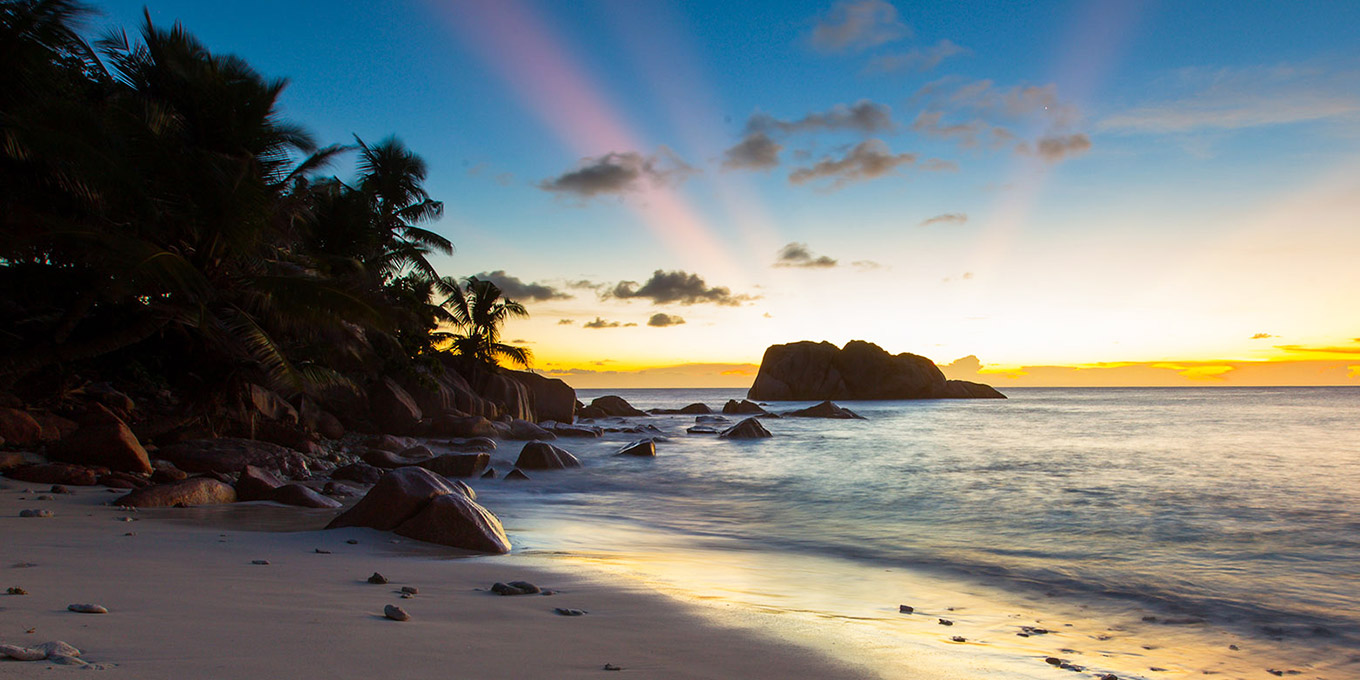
[808,0,909,53]
[1021,133,1093,162]
[647,313,686,327]
[920,212,968,227]
[912,78,1091,162]
[606,270,754,306]
[721,131,783,171]
[540,147,696,198]
[471,270,571,301]
[790,139,937,188]
[866,39,968,74]
[1250,333,1275,340]
[746,100,896,136]
[583,317,622,329]
[773,242,838,268]
[557,319,575,325]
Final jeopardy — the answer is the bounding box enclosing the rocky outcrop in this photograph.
[514,442,581,470]
[649,403,711,415]
[370,378,423,435]
[0,407,42,447]
[748,341,1005,401]
[587,396,648,417]
[784,401,865,419]
[154,438,310,478]
[507,370,576,424]
[326,467,509,553]
[47,405,153,474]
[417,453,490,478]
[719,418,773,439]
[617,440,656,457]
[116,477,237,507]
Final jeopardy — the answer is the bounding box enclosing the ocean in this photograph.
[468,387,1360,679]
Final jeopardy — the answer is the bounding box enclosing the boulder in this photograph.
[617,440,656,457]
[417,453,490,478]
[46,406,153,474]
[150,464,188,484]
[649,403,712,415]
[331,462,383,485]
[502,418,556,441]
[392,493,511,553]
[506,370,576,424]
[272,483,342,509]
[30,412,78,443]
[505,468,530,481]
[514,442,581,470]
[235,465,283,502]
[748,340,1005,400]
[719,418,773,439]
[722,399,768,415]
[589,396,648,417]
[299,398,345,440]
[361,446,435,470]
[695,415,729,424]
[446,437,497,452]
[326,467,469,531]
[5,463,98,486]
[248,384,298,424]
[430,415,498,439]
[370,378,423,435]
[154,438,310,478]
[323,480,363,497]
[576,404,608,419]
[686,425,720,435]
[543,422,602,437]
[237,421,323,457]
[116,478,237,507]
[0,407,42,447]
[784,401,865,419]
[363,434,413,453]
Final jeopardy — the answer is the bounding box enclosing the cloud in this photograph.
[940,356,1360,387]
[539,147,696,198]
[809,0,909,53]
[773,242,838,268]
[1098,64,1360,134]
[722,132,783,171]
[746,100,895,137]
[911,111,1014,149]
[471,270,571,301]
[852,260,882,271]
[510,338,532,344]
[583,317,622,329]
[557,319,575,325]
[789,139,922,188]
[1021,133,1093,162]
[607,270,753,306]
[917,79,1076,126]
[647,313,686,327]
[1250,333,1275,340]
[866,39,968,74]
[1275,344,1360,356]
[920,212,968,227]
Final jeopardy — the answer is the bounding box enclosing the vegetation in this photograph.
[0,0,529,412]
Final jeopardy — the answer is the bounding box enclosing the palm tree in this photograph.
[442,276,531,369]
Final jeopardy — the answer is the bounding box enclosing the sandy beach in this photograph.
[0,479,881,680]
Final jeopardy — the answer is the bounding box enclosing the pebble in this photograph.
[603,663,622,671]
[18,509,53,518]
[938,618,953,626]
[315,549,332,554]
[401,586,419,595]
[1045,657,1063,666]
[251,560,270,565]
[67,603,108,614]
[7,586,27,595]
[1098,674,1118,680]
[898,604,913,613]
[124,532,136,536]
[554,607,587,616]
[950,636,967,643]
[51,485,72,494]
[346,539,359,545]
[384,604,410,621]
[1228,644,1239,651]
[492,581,541,596]
[368,572,389,584]
[36,494,54,501]
[0,644,46,661]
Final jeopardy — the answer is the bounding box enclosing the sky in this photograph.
[94,0,1360,387]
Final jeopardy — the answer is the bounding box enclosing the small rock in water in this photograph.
[505,468,530,481]
[36,494,54,501]
[50,485,72,494]
[1098,674,1118,680]
[480,468,497,479]
[18,509,53,518]
[346,539,359,545]
[368,572,389,584]
[401,586,419,595]
[603,663,623,671]
[898,604,914,613]
[315,548,331,554]
[554,607,587,616]
[0,644,46,661]
[7,586,27,595]
[251,559,270,565]
[35,641,81,658]
[938,618,953,626]
[1020,626,1050,635]
[383,604,410,621]
[1228,644,1239,651]
[1045,657,1064,666]
[950,636,967,643]
[67,603,108,614]
[492,581,540,596]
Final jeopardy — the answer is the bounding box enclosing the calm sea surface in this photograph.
[467,387,1360,678]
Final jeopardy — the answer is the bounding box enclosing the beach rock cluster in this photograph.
[747,340,1005,401]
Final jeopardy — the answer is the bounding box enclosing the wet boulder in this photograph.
[588,396,648,417]
[417,453,491,478]
[719,418,773,439]
[234,465,283,502]
[116,477,237,507]
[47,405,152,474]
[721,399,768,415]
[617,440,656,457]
[0,407,42,447]
[783,401,865,419]
[326,466,470,531]
[392,493,510,553]
[514,442,582,470]
[326,467,507,553]
[502,418,557,441]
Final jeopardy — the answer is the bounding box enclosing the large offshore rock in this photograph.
[748,340,1005,401]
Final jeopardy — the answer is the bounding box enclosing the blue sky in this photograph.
[91,0,1360,385]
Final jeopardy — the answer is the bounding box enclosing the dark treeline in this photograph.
[0,0,531,423]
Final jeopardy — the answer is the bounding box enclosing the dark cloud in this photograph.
[866,39,968,74]
[648,313,686,327]
[809,0,909,53]
[773,242,838,268]
[472,270,571,301]
[539,147,696,198]
[607,270,753,306]
[557,319,576,325]
[1024,133,1092,162]
[583,317,622,329]
[788,139,920,188]
[722,132,783,171]
[920,212,968,227]
[1250,333,1275,340]
[746,100,895,136]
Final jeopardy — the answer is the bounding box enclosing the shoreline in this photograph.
[0,481,878,679]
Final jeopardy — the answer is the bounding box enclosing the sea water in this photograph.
[466,387,1360,679]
